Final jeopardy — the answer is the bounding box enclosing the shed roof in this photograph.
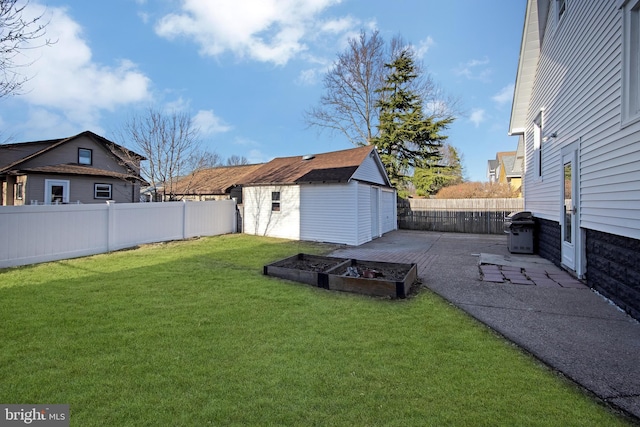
[241,145,379,185]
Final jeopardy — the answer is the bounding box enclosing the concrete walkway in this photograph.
[330,230,640,421]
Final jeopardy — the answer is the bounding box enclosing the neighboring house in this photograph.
[0,131,146,205]
[171,163,264,202]
[240,145,397,246]
[487,159,499,183]
[509,0,640,319]
[486,143,524,196]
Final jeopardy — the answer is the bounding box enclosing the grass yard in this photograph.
[0,234,631,426]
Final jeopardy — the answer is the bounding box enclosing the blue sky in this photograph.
[0,0,526,182]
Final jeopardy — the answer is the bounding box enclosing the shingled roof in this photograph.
[172,163,264,195]
[241,145,376,185]
[0,130,145,174]
[8,164,141,181]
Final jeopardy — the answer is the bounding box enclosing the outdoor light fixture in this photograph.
[543,132,558,142]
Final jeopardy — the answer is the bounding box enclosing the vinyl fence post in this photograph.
[182,199,187,239]
[106,201,115,252]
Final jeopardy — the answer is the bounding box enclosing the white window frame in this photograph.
[533,112,543,179]
[44,179,70,204]
[78,148,92,165]
[15,182,23,200]
[271,191,281,212]
[94,183,112,199]
[622,0,640,126]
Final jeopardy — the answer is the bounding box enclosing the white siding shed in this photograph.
[241,146,397,246]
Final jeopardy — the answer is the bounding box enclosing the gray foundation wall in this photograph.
[586,229,640,320]
[534,217,561,267]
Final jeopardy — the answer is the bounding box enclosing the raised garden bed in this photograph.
[264,253,418,299]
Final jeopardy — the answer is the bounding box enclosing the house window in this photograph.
[95,183,112,199]
[271,191,281,212]
[622,0,640,125]
[533,112,543,178]
[15,182,23,200]
[78,148,92,165]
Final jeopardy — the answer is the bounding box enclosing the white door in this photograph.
[561,151,576,270]
[44,179,70,204]
[370,187,380,238]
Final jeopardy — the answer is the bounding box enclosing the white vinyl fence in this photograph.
[0,200,237,269]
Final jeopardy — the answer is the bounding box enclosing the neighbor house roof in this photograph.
[7,164,140,181]
[0,130,145,174]
[240,145,380,186]
[0,130,147,183]
[172,163,264,195]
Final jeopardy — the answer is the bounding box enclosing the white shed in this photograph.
[241,145,397,246]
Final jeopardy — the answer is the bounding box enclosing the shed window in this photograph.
[271,191,281,212]
[79,148,92,165]
[622,0,640,125]
[95,183,112,199]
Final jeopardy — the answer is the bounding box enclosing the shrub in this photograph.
[435,182,518,199]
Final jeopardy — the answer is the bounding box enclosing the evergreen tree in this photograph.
[371,49,453,191]
[412,143,464,196]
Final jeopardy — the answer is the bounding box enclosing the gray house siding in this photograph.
[513,0,640,319]
[25,174,140,204]
[17,135,134,176]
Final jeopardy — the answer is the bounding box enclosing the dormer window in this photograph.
[78,148,92,165]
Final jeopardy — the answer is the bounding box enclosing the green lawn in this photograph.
[0,234,631,426]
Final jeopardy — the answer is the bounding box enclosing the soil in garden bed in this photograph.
[277,256,413,282]
[330,261,412,282]
[274,257,343,273]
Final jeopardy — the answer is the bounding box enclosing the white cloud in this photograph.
[454,57,491,82]
[164,97,191,112]
[412,36,435,59]
[469,108,486,127]
[247,148,269,163]
[320,16,357,34]
[234,136,260,147]
[154,0,344,65]
[296,69,319,85]
[492,83,515,105]
[193,110,232,135]
[17,3,151,130]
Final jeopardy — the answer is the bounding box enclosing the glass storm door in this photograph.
[561,152,576,270]
[45,179,70,204]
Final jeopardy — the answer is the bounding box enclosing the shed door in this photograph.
[370,187,380,238]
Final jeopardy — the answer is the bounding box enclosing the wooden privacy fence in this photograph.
[0,200,237,269]
[398,198,525,234]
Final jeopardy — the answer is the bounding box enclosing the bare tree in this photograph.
[121,108,201,201]
[193,149,223,169]
[304,30,459,147]
[226,155,249,166]
[0,0,54,98]
[304,29,385,146]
